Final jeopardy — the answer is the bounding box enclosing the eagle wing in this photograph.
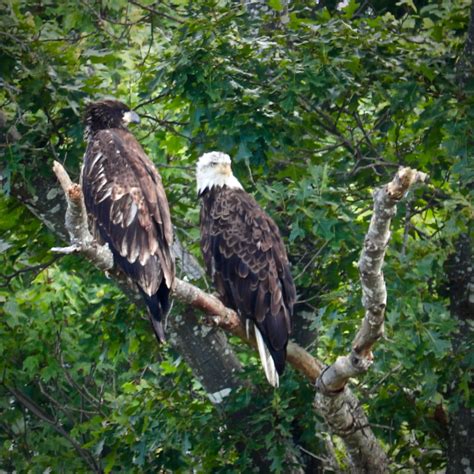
[81,128,174,296]
[200,188,295,371]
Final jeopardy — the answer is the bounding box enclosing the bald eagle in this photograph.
[197,152,296,387]
[81,99,175,343]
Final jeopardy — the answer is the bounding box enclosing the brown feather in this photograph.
[200,186,296,376]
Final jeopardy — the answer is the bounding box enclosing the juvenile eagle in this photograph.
[82,99,175,342]
[197,152,296,387]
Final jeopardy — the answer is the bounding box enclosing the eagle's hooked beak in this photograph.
[218,163,232,176]
[123,110,140,125]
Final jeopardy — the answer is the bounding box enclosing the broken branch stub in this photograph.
[51,161,114,271]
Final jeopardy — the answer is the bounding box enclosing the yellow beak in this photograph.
[217,163,232,176]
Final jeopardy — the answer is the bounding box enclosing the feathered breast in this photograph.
[200,186,295,364]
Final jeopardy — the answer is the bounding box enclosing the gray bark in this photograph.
[315,168,427,473]
[168,307,243,400]
[316,168,427,394]
[314,386,388,474]
[456,0,474,86]
[446,4,474,469]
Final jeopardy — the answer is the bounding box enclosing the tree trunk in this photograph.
[456,0,474,86]
[445,233,474,474]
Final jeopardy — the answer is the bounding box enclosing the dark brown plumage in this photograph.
[197,152,295,386]
[81,100,175,342]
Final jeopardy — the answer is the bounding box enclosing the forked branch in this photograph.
[314,168,427,473]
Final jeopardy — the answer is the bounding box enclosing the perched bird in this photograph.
[81,99,175,342]
[197,152,296,387]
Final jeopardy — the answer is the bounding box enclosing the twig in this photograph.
[140,113,191,140]
[294,240,329,282]
[140,113,189,127]
[353,111,378,156]
[128,0,186,24]
[0,255,62,288]
[297,444,327,462]
[298,97,357,156]
[401,199,412,256]
[4,385,101,473]
[56,339,105,414]
[135,91,173,109]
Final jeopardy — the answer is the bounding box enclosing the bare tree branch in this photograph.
[316,167,428,394]
[50,162,114,270]
[128,0,186,24]
[174,278,325,381]
[0,255,62,288]
[314,167,427,473]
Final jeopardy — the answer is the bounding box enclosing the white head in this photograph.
[196,151,243,194]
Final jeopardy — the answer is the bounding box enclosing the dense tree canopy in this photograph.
[0,0,472,472]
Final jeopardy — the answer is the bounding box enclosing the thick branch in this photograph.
[314,386,388,474]
[314,168,427,473]
[353,168,427,352]
[316,167,427,394]
[51,161,113,271]
[175,279,324,381]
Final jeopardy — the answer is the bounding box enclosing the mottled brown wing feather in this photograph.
[81,128,174,296]
[200,187,295,372]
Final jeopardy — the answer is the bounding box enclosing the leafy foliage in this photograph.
[1,0,472,471]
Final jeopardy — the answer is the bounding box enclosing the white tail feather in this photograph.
[254,324,279,388]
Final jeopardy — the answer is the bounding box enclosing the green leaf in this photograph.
[268,0,283,12]
[23,356,40,373]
